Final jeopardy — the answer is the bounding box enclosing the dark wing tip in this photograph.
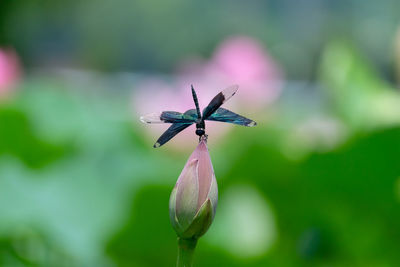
[153,142,161,148]
[247,121,257,127]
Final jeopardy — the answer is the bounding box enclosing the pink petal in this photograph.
[186,140,214,209]
[176,159,199,228]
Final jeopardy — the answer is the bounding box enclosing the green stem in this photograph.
[176,237,198,267]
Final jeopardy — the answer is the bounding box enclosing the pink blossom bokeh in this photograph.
[0,48,21,99]
[134,36,283,150]
[206,36,283,108]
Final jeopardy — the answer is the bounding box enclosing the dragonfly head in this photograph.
[195,128,205,136]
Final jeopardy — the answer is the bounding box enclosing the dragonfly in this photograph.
[140,85,257,148]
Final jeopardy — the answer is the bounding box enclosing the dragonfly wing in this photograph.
[154,123,193,148]
[140,112,164,123]
[206,108,257,127]
[202,85,239,119]
[140,109,197,124]
[161,110,198,123]
[183,108,199,120]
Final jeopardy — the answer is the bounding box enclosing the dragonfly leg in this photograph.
[199,134,208,143]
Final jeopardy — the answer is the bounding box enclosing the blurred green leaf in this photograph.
[0,106,67,169]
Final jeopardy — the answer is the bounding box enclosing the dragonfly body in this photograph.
[140,85,257,148]
[191,86,206,137]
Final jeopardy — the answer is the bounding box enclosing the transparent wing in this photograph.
[202,85,239,119]
[140,112,164,124]
[153,123,193,148]
[206,108,257,127]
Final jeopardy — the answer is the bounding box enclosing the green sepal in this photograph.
[180,198,213,239]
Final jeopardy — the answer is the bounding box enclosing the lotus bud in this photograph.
[169,139,218,239]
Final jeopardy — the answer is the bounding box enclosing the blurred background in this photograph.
[1,0,400,266]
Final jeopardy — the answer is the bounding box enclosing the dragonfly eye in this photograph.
[196,129,205,136]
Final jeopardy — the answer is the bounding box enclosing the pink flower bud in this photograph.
[0,48,21,98]
[169,139,218,239]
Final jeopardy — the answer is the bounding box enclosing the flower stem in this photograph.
[176,237,198,267]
